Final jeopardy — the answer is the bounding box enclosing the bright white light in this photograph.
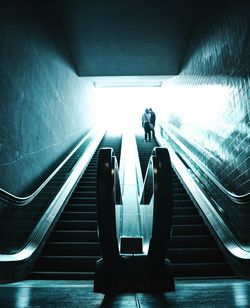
[161,84,231,128]
[92,87,162,135]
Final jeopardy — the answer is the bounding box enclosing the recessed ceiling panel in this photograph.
[62,0,199,76]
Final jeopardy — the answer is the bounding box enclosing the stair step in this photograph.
[169,235,216,248]
[69,197,96,204]
[66,204,97,211]
[49,230,98,242]
[173,200,194,206]
[33,256,99,271]
[172,224,209,236]
[173,207,198,215]
[61,212,96,220]
[173,215,203,224]
[167,248,226,262]
[56,220,97,230]
[171,262,234,277]
[172,193,191,201]
[42,242,101,255]
[71,192,96,198]
[73,186,96,193]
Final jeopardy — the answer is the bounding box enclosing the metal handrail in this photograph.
[0,126,103,206]
[159,123,249,205]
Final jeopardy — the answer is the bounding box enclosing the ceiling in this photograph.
[61,0,200,79]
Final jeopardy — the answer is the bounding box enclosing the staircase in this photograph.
[136,134,234,278]
[28,134,122,280]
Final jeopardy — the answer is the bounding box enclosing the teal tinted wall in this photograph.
[0,1,97,195]
[159,0,249,244]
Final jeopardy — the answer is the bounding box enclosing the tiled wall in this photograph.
[160,1,250,243]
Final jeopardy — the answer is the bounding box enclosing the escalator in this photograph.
[136,134,235,278]
[28,134,122,280]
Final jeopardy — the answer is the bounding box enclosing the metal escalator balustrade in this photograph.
[94,142,175,293]
[0,132,96,255]
[28,134,122,280]
[169,171,234,277]
[135,133,235,278]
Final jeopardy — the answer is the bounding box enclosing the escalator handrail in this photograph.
[0,125,103,206]
[97,147,122,265]
[157,126,250,260]
[159,123,249,205]
[140,147,173,264]
[0,126,106,277]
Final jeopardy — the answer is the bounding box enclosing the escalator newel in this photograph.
[94,147,175,293]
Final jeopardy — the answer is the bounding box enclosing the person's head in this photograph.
[149,108,152,112]
[145,108,149,113]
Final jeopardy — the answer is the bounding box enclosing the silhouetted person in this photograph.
[142,108,151,142]
[149,108,156,139]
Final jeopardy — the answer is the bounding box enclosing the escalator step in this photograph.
[49,230,98,242]
[173,199,194,206]
[42,242,101,256]
[173,215,204,224]
[171,263,234,277]
[64,204,96,211]
[169,235,216,248]
[33,256,98,271]
[173,207,199,215]
[56,220,97,230]
[172,224,209,236]
[69,197,96,204]
[61,212,96,220]
[167,247,226,262]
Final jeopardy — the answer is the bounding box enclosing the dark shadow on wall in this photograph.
[0,0,77,74]
[181,0,250,77]
[0,0,92,196]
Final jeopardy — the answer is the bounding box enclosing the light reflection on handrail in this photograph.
[157,123,250,265]
[140,147,172,262]
[159,123,249,205]
[96,147,122,265]
[0,125,106,282]
[0,125,104,206]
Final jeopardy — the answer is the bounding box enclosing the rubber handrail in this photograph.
[140,147,173,264]
[97,147,122,265]
[147,147,172,265]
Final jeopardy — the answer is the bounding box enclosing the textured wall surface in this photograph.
[0,1,97,195]
[162,0,249,195]
[159,0,250,243]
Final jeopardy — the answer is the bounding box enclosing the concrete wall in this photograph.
[0,1,97,195]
